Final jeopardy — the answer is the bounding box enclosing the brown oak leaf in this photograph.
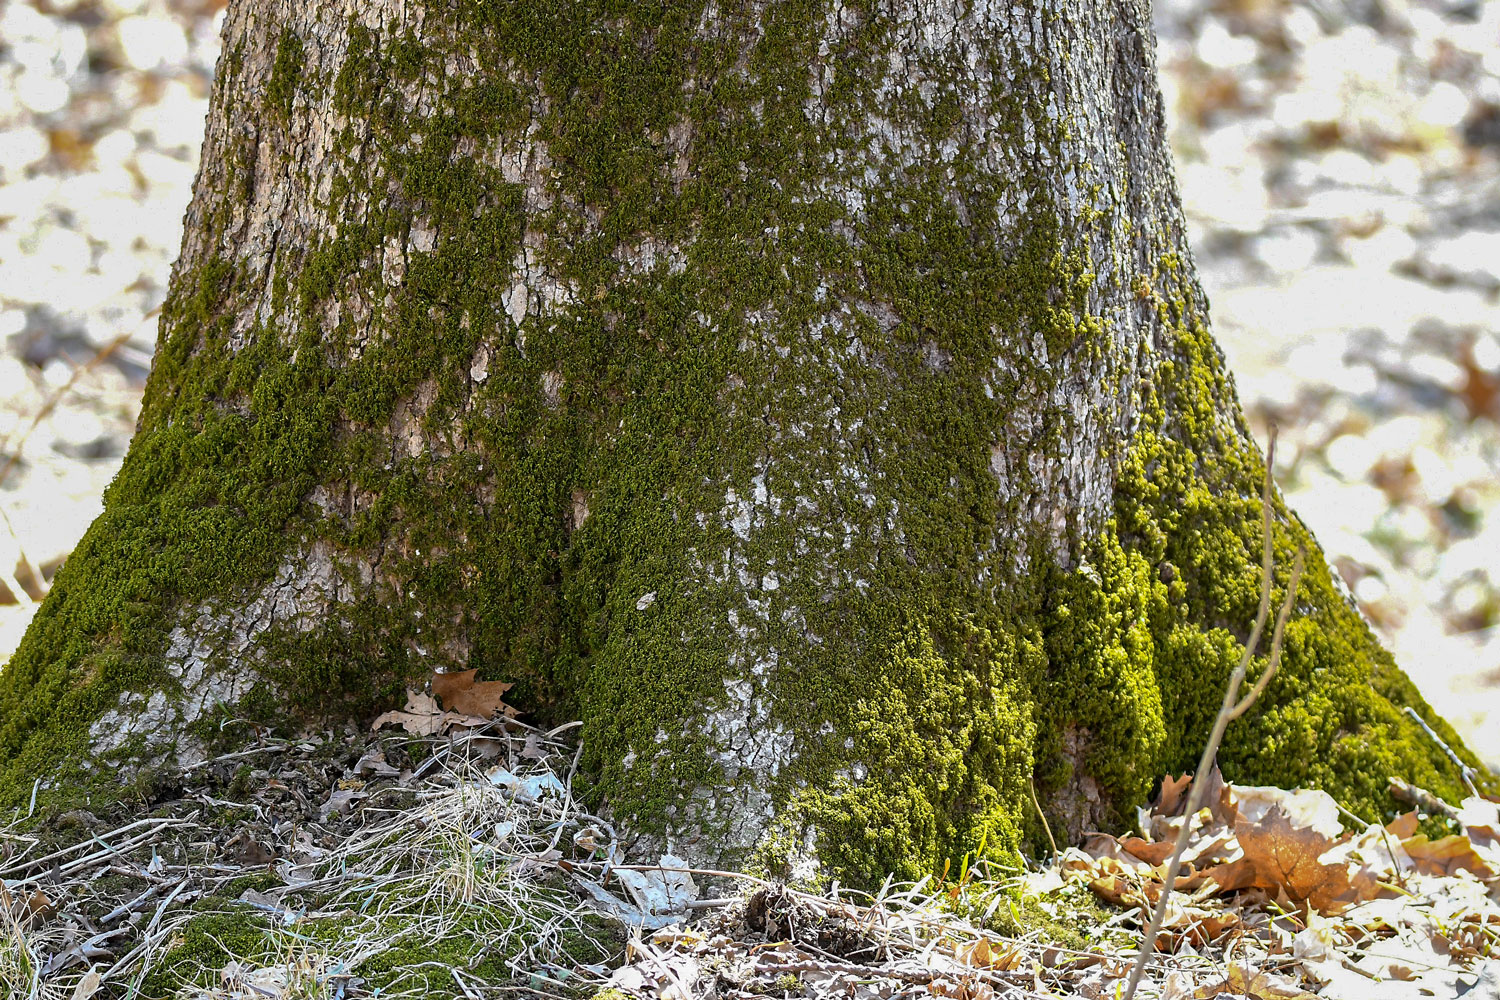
[431,668,517,719]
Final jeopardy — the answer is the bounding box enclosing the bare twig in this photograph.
[1227,548,1304,721]
[1120,429,1304,1000]
[1387,775,1461,821]
[1402,706,1480,798]
[1028,775,1060,866]
[0,817,188,879]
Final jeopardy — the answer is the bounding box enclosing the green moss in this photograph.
[981,881,1118,953]
[138,911,274,997]
[1034,303,1493,826]
[133,879,616,999]
[267,29,304,120]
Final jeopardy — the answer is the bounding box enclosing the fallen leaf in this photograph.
[616,854,699,917]
[1387,811,1420,839]
[1076,775,1389,917]
[370,687,494,735]
[956,937,1023,971]
[431,668,516,719]
[1192,963,1316,999]
[1400,833,1495,879]
[1121,836,1177,865]
[352,750,400,777]
[370,707,447,736]
[9,888,56,927]
[1157,773,1193,816]
[1233,786,1344,840]
[1458,796,1500,870]
[1203,803,1367,911]
[70,969,101,1000]
[224,829,275,866]
[319,787,366,820]
[930,978,994,1000]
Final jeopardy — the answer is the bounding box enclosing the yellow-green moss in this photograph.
[1040,305,1490,821]
[135,893,613,999]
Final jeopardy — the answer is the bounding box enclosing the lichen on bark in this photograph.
[0,0,1488,884]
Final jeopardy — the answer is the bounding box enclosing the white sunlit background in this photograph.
[2,0,1498,767]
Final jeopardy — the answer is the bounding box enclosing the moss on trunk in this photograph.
[0,0,1487,883]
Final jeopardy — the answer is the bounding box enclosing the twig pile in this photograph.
[0,719,633,999]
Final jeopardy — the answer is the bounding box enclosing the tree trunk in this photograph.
[0,0,1483,881]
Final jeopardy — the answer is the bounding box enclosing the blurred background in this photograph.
[1,0,1497,766]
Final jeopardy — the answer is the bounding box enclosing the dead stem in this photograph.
[1120,429,1306,1000]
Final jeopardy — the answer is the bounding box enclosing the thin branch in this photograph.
[1402,706,1480,798]
[1387,776,1461,821]
[1227,547,1304,721]
[1120,429,1298,1000]
[1028,775,1060,866]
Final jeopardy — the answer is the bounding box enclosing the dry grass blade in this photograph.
[0,721,633,999]
[1028,775,1060,865]
[0,901,40,1000]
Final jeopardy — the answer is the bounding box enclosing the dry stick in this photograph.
[1227,547,1305,722]
[1119,431,1304,1000]
[1402,705,1480,798]
[1334,800,1409,890]
[584,857,1156,975]
[1387,776,1461,821]
[1028,775,1060,865]
[0,816,184,878]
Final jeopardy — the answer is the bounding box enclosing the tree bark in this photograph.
[0,0,1484,881]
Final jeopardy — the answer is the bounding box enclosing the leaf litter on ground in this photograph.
[368,669,519,736]
[5,729,1499,999]
[1057,763,1500,999]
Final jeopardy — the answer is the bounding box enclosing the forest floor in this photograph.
[2,706,1499,1000]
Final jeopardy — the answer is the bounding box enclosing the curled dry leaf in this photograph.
[1156,773,1192,816]
[1399,832,1495,879]
[1070,778,1395,917]
[370,672,519,736]
[431,668,517,719]
[955,937,1024,971]
[70,969,102,1000]
[1458,796,1500,869]
[929,979,995,1000]
[1199,798,1380,912]
[370,688,490,736]
[1190,964,1317,999]
[1,884,56,928]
